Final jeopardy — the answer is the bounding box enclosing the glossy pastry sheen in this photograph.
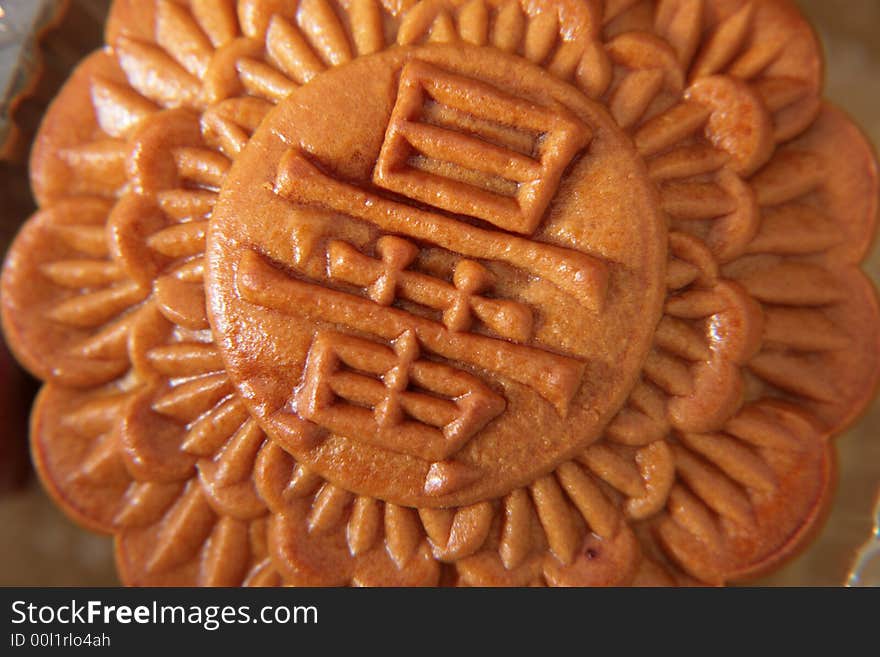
[2,0,878,586]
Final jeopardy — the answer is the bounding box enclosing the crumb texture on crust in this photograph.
[1,0,877,586]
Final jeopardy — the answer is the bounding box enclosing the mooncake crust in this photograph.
[2,0,878,586]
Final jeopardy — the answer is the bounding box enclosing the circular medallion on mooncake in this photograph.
[207,44,667,508]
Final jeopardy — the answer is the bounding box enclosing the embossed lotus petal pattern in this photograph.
[1,0,877,586]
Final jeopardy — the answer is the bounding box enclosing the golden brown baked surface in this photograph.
[1,0,878,586]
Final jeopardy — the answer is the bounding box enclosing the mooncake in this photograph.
[2,0,878,586]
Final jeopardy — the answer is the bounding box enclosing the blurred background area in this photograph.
[0,0,877,586]
[0,0,118,586]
